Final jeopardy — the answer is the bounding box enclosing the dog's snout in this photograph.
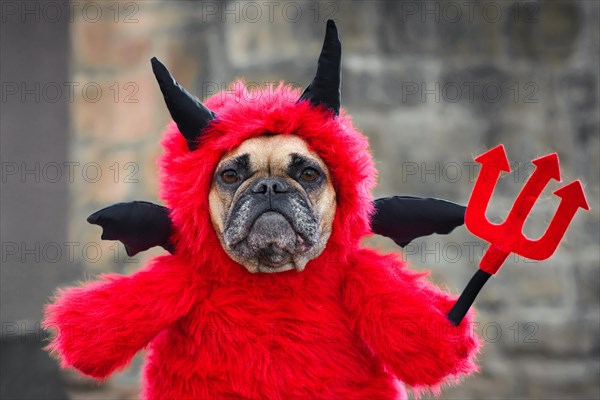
[251,178,290,195]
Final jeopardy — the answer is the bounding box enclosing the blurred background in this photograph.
[1,1,598,399]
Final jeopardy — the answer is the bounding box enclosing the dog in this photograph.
[208,134,336,273]
[46,21,479,400]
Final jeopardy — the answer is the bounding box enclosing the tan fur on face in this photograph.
[209,135,336,273]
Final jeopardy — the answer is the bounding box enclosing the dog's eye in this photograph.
[300,167,319,182]
[221,169,240,184]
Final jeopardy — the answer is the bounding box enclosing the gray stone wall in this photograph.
[2,0,597,399]
[1,1,72,398]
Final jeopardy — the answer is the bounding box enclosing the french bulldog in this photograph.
[208,134,336,273]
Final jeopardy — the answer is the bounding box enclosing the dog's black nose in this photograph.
[251,177,290,194]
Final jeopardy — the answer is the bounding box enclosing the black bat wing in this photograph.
[371,196,466,247]
[87,201,175,257]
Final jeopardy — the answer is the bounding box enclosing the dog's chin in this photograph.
[226,211,313,274]
[256,262,297,274]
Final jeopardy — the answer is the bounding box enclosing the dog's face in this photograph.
[209,135,336,273]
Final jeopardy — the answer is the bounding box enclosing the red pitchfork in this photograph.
[447,145,590,326]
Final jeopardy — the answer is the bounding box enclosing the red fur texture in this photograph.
[44,83,480,399]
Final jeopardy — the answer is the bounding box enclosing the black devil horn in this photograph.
[298,19,341,115]
[151,57,215,150]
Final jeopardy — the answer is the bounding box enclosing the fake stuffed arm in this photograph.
[42,255,206,379]
[342,249,480,391]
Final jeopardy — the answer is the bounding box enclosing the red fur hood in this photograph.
[159,82,376,274]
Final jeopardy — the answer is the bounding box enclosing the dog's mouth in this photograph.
[221,190,322,273]
[227,210,313,272]
[248,211,309,268]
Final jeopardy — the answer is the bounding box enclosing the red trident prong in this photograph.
[447,145,589,326]
[516,180,590,260]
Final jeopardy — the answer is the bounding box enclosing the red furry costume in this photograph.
[44,21,480,399]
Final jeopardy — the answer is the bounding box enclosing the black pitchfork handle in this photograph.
[447,269,492,326]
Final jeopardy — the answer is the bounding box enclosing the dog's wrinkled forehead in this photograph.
[215,134,328,176]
